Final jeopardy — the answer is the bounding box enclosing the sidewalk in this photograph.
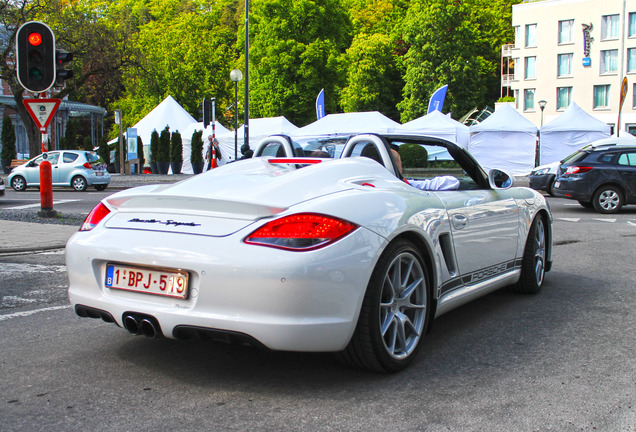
[0,173,189,254]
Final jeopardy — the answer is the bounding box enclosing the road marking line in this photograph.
[5,199,80,210]
[0,305,71,322]
[593,218,616,223]
[557,218,581,222]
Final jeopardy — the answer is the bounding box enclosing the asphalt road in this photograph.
[1,197,635,431]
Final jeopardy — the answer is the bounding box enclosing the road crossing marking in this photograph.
[5,199,80,210]
[0,305,71,322]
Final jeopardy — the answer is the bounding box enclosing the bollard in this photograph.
[38,156,57,218]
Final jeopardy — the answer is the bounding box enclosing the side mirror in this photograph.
[488,169,515,189]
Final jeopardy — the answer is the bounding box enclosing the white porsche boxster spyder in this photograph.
[67,133,552,372]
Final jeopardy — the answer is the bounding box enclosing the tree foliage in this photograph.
[1,116,17,161]
[170,130,182,163]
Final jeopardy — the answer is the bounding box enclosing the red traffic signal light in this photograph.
[16,21,56,93]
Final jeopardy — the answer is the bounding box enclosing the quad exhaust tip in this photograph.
[123,314,161,338]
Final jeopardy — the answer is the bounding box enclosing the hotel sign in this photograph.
[582,23,593,66]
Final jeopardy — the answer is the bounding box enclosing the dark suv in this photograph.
[553,139,636,213]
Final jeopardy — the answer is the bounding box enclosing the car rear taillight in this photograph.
[565,166,593,175]
[83,162,92,169]
[80,203,111,231]
[244,213,358,251]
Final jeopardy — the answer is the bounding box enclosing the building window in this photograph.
[525,57,536,79]
[557,87,572,110]
[524,89,536,111]
[602,15,619,40]
[558,20,574,44]
[513,58,520,81]
[600,49,618,74]
[629,48,636,73]
[632,84,636,108]
[557,53,573,77]
[630,13,636,37]
[514,26,521,48]
[525,24,537,48]
[594,85,611,109]
[514,89,520,109]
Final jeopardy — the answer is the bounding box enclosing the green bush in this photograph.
[170,130,182,163]
[399,143,428,168]
[97,138,110,163]
[150,129,159,163]
[497,96,515,103]
[191,130,203,164]
[1,116,17,161]
[137,135,145,169]
[157,126,170,162]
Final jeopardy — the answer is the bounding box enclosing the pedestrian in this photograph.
[205,136,222,170]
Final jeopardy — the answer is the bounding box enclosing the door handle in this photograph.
[452,214,468,230]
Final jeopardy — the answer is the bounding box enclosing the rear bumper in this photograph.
[552,177,591,201]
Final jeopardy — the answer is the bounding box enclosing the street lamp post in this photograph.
[537,100,547,167]
[230,69,243,161]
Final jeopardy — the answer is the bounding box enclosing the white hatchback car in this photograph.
[8,150,110,192]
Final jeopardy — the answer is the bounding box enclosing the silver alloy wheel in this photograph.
[11,176,26,191]
[72,176,87,191]
[597,189,620,211]
[379,251,426,360]
[533,218,546,287]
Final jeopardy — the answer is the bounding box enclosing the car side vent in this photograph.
[439,233,457,277]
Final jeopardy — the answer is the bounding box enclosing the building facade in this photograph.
[507,0,636,134]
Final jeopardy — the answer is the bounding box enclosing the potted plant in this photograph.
[170,130,183,175]
[1,116,17,174]
[190,130,204,174]
[157,126,170,174]
[150,129,159,173]
[137,135,145,174]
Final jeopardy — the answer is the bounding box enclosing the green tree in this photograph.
[339,33,403,121]
[150,129,159,163]
[398,0,516,122]
[248,0,352,125]
[157,126,170,162]
[1,116,17,172]
[97,137,110,164]
[190,130,203,164]
[399,143,427,168]
[170,130,182,163]
[137,135,145,171]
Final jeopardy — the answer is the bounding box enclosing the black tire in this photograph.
[547,178,556,197]
[592,185,623,214]
[71,176,88,192]
[94,184,107,191]
[578,201,593,209]
[11,175,27,191]
[338,239,430,373]
[514,216,547,294]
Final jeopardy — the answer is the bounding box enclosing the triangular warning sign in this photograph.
[23,98,61,131]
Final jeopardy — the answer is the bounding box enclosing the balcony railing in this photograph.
[501,74,515,87]
[501,44,515,57]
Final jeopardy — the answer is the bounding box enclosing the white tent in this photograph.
[293,111,400,139]
[469,103,538,174]
[539,102,611,164]
[180,121,231,174]
[217,116,299,159]
[398,110,470,160]
[130,95,197,151]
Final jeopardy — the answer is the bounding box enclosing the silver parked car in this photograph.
[8,150,110,192]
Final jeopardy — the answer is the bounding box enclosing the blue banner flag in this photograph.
[316,88,325,120]
[427,85,448,114]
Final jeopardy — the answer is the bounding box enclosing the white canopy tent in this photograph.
[539,102,611,164]
[180,122,231,174]
[217,116,299,160]
[292,111,400,139]
[469,103,538,174]
[398,110,470,160]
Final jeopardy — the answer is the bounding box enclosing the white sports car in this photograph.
[67,133,552,372]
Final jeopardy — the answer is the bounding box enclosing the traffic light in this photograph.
[55,49,73,86]
[202,97,211,128]
[16,21,56,93]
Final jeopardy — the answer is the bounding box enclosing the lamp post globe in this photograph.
[230,69,243,83]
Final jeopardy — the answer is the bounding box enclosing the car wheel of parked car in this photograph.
[339,239,430,372]
[94,184,107,191]
[10,175,27,192]
[578,201,593,209]
[72,175,88,192]
[592,186,623,214]
[513,215,546,294]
